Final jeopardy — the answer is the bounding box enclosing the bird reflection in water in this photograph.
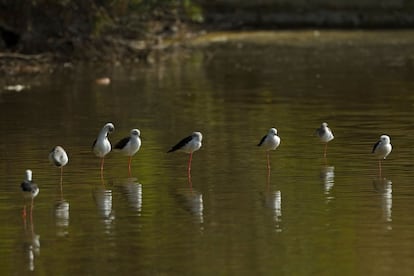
[52,166,70,237]
[264,190,282,231]
[54,199,70,237]
[373,177,392,230]
[320,166,335,203]
[22,203,40,272]
[173,185,204,225]
[263,168,282,231]
[93,187,115,234]
[119,177,142,214]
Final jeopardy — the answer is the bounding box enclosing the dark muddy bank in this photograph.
[1,0,414,75]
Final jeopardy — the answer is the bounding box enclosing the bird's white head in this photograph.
[104,123,115,133]
[269,128,278,135]
[131,129,141,137]
[53,146,66,154]
[380,135,391,144]
[322,122,328,128]
[25,169,32,182]
[192,132,203,141]
[49,145,69,167]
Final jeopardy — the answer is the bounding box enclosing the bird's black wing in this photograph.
[114,137,130,149]
[316,127,325,136]
[257,135,267,146]
[168,135,192,153]
[21,180,35,192]
[92,138,97,149]
[372,140,381,153]
[49,147,62,166]
[52,159,62,167]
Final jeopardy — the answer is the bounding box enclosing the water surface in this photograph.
[1,30,414,275]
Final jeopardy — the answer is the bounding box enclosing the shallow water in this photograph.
[2,30,414,275]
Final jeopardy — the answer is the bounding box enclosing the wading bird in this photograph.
[167,132,203,175]
[372,134,392,176]
[316,122,334,158]
[257,128,281,170]
[49,146,68,197]
[21,169,39,219]
[114,129,141,176]
[93,123,115,179]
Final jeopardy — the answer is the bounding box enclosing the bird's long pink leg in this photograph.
[267,164,271,192]
[22,205,27,218]
[188,173,193,190]
[60,167,64,200]
[22,200,28,230]
[188,152,193,175]
[100,157,105,183]
[187,152,193,181]
[324,143,328,158]
[128,156,132,177]
[101,157,105,171]
[30,197,34,222]
[267,151,271,170]
[379,160,382,177]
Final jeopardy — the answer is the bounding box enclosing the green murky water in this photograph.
[1,30,414,275]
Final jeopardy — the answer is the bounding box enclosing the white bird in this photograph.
[21,169,39,218]
[316,122,334,158]
[167,132,203,175]
[92,123,115,177]
[114,129,141,176]
[49,146,68,196]
[372,134,392,176]
[257,128,281,169]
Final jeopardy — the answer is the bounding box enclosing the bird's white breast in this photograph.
[94,138,111,158]
[181,139,202,153]
[263,135,280,151]
[374,143,392,159]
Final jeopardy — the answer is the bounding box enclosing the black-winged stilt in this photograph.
[167,132,203,174]
[114,129,141,176]
[92,122,115,178]
[316,122,334,158]
[49,145,68,197]
[257,128,281,170]
[21,169,39,219]
[372,134,392,176]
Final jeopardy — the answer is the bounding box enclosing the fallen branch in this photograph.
[0,52,51,61]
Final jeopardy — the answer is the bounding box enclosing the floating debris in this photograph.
[4,84,29,92]
[95,77,111,85]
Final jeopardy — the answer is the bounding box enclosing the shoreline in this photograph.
[2,27,414,76]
